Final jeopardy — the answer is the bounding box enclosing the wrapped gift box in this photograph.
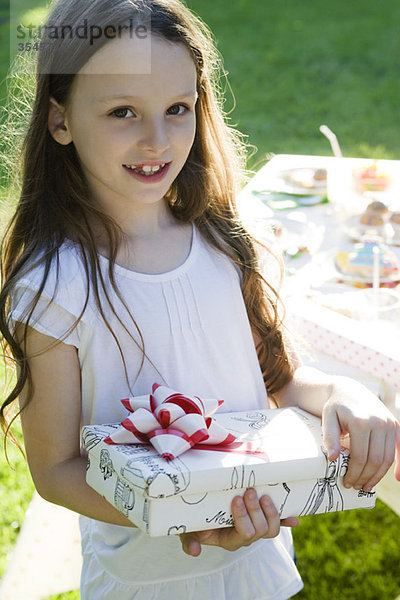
[81,407,376,537]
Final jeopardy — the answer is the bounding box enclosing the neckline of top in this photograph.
[97,223,198,282]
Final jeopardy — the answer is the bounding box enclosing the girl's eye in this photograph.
[166,104,187,116]
[110,107,135,119]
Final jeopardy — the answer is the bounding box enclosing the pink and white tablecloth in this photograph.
[287,299,400,392]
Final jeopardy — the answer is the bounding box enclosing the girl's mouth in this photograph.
[123,162,171,182]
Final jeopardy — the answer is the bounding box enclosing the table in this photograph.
[238,154,400,404]
[238,154,400,515]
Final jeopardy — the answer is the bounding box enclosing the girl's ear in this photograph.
[48,97,73,145]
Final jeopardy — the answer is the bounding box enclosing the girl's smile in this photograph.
[122,161,171,182]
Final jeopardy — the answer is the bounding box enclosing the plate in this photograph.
[267,215,323,266]
[334,247,400,285]
[251,166,328,198]
[276,167,328,195]
[252,190,328,210]
[306,286,400,320]
[334,269,400,285]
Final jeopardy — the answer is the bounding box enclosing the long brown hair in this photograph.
[0,0,294,445]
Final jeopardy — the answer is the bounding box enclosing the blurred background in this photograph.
[1,1,400,599]
[186,0,400,166]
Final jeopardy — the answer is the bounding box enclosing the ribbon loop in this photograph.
[104,384,236,460]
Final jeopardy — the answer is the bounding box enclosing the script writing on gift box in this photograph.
[81,391,376,537]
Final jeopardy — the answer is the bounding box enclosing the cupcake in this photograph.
[360,213,385,227]
[365,201,389,217]
[357,201,392,240]
[390,212,400,225]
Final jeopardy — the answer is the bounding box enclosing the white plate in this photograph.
[306,286,400,321]
[268,216,324,271]
[252,191,327,210]
[276,167,328,196]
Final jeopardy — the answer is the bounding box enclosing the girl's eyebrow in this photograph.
[96,91,198,105]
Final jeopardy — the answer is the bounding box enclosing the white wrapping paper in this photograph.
[82,407,376,536]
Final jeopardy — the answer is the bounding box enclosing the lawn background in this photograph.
[1,1,400,599]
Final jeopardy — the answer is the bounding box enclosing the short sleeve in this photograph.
[8,245,89,348]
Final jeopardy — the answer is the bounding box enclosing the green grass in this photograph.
[0,424,35,578]
[293,502,400,599]
[0,0,10,103]
[1,1,400,599]
[187,0,400,168]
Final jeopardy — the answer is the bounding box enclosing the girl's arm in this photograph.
[271,364,400,492]
[18,325,135,527]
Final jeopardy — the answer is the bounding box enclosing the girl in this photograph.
[1,1,399,598]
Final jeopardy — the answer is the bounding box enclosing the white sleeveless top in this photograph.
[10,225,303,600]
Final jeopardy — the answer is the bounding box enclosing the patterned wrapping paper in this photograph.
[82,407,376,537]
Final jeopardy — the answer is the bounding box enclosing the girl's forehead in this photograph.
[71,74,198,106]
[78,33,195,78]
[68,34,197,104]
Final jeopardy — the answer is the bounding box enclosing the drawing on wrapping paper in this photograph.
[143,498,149,531]
[82,425,120,452]
[281,482,291,514]
[299,451,350,516]
[99,449,113,480]
[205,510,235,526]
[267,482,291,516]
[230,466,291,515]
[121,455,190,498]
[230,465,256,489]
[167,525,187,535]
[181,492,209,505]
[113,443,153,457]
[357,489,376,499]
[114,476,135,516]
[230,412,270,431]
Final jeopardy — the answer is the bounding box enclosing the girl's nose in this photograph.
[137,119,170,155]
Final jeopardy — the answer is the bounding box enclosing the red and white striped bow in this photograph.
[104,383,236,460]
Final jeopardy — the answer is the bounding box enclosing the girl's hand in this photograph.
[179,489,298,557]
[321,380,400,492]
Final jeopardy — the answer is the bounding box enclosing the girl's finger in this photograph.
[259,495,281,538]
[321,406,342,461]
[351,426,385,489]
[361,426,396,492]
[231,494,256,540]
[343,425,370,488]
[179,532,201,557]
[242,488,270,538]
[281,516,299,528]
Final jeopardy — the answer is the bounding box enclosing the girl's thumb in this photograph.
[179,533,202,557]
[322,406,342,461]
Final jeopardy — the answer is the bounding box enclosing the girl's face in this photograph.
[51,34,198,219]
